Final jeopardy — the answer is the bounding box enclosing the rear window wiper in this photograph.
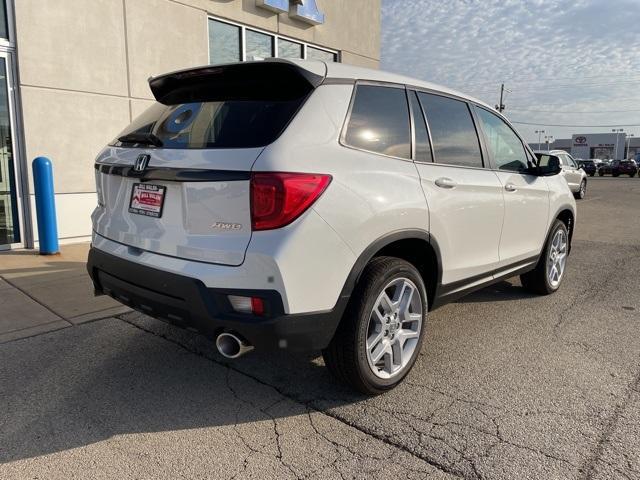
[118,132,163,147]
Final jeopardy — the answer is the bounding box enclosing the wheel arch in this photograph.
[554,207,575,252]
[339,230,442,309]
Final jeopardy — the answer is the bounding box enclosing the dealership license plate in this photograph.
[129,183,166,218]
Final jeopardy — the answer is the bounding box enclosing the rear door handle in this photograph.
[435,177,456,189]
[504,183,517,192]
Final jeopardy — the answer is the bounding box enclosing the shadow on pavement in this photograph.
[455,280,537,303]
[0,317,363,464]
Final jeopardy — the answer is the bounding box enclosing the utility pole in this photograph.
[495,83,505,112]
[535,130,545,150]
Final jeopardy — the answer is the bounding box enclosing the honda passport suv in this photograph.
[88,60,576,394]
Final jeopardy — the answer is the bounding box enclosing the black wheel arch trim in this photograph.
[336,228,441,305]
[548,205,576,253]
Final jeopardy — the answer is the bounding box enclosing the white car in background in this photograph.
[88,59,577,394]
[535,149,588,199]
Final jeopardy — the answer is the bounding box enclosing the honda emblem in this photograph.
[134,154,150,172]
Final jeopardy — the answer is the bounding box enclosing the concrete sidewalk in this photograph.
[0,243,130,343]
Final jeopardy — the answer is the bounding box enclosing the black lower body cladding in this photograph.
[87,247,344,352]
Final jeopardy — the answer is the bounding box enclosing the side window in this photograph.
[475,107,529,172]
[408,91,433,163]
[567,155,578,168]
[344,85,411,159]
[418,93,483,168]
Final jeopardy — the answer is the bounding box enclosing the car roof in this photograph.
[150,58,496,113]
[240,59,495,111]
[533,150,569,155]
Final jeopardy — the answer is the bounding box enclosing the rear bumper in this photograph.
[87,247,345,352]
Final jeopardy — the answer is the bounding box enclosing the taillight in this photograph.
[250,172,332,231]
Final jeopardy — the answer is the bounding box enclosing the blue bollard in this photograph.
[32,157,59,255]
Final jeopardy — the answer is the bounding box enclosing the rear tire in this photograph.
[322,257,427,395]
[521,220,569,295]
[598,171,604,177]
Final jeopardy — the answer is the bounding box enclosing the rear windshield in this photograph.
[112,99,304,149]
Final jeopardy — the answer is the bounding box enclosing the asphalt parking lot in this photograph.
[1,177,639,480]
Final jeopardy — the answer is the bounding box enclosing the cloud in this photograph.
[381,0,640,141]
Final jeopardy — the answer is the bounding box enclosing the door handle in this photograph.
[504,183,517,192]
[435,177,456,189]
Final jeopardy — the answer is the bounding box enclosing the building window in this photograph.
[209,19,241,64]
[0,0,8,40]
[307,46,337,63]
[278,38,303,59]
[245,29,273,61]
[208,17,338,65]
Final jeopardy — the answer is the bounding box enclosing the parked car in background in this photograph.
[611,160,638,177]
[577,159,597,176]
[598,162,613,176]
[535,149,588,199]
[87,59,577,394]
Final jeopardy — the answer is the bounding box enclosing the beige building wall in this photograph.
[13,0,381,242]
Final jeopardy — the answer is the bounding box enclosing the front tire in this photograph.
[322,257,427,395]
[574,179,586,199]
[520,220,569,295]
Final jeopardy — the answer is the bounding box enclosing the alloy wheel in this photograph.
[547,229,568,288]
[365,277,423,379]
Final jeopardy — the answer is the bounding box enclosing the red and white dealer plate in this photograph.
[129,183,166,218]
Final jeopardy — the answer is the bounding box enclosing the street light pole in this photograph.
[612,128,624,159]
[626,133,634,159]
[535,129,545,150]
[545,135,554,152]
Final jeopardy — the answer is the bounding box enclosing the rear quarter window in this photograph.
[343,85,411,159]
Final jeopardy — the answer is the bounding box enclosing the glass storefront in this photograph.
[0,56,19,245]
[0,0,7,40]
[208,18,338,65]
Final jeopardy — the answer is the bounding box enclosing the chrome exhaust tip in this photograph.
[216,332,254,359]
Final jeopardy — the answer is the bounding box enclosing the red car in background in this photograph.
[598,160,638,177]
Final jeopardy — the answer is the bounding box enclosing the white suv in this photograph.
[88,60,576,394]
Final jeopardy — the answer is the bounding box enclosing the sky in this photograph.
[381,0,640,144]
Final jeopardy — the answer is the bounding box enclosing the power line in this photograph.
[507,108,640,114]
[510,120,640,127]
[460,73,640,88]
[467,81,640,95]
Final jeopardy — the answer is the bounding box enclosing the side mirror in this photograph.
[529,154,562,176]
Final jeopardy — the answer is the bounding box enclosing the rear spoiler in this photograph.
[148,60,326,105]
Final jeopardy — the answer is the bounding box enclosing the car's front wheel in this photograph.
[520,220,569,295]
[323,256,427,395]
[574,179,586,199]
